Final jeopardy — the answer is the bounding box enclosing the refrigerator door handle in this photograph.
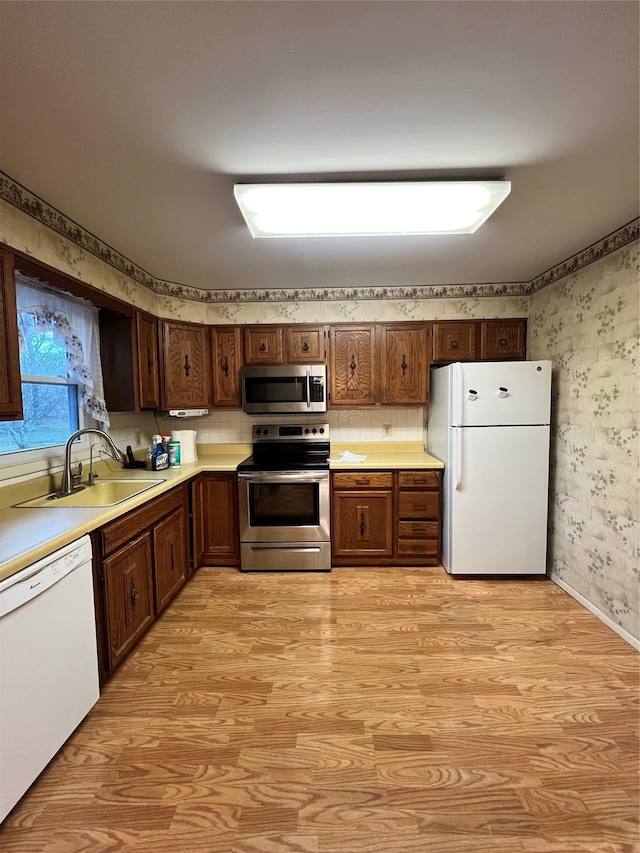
[453,362,463,426]
[454,427,463,491]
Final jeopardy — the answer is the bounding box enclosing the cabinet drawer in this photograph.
[100,487,184,557]
[397,491,440,519]
[398,521,440,539]
[397,470,440,489]
[397,538,439,557]
[333,472,393,489]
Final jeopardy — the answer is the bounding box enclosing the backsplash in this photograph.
[0,407,425,489]
[155,407,425,446]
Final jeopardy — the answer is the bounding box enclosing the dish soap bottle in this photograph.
[150,434,169,471]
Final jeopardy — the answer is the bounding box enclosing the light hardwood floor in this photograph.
[1,567,638,852]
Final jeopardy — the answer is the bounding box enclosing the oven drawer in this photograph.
[240,542,331,572]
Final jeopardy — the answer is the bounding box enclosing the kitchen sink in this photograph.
[14,479,165,509]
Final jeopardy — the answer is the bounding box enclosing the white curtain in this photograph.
[15,273,110,429]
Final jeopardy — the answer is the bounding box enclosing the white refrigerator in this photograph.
[427,360,552,576]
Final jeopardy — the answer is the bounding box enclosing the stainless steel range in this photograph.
[237,423,330,571]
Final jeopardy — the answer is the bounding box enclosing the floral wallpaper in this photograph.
[1,174,638,646]
[528,241,639,645]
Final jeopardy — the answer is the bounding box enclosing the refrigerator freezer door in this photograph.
[453,361,551,427]
[445,425,550,575]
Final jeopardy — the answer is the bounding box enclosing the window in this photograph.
[0,276,110,455]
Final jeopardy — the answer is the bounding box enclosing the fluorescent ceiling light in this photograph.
[233,180,511,238]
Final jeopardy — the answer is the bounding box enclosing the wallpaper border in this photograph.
[1,171,638,304]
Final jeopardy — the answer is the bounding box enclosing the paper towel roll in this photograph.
[171,429,198,463]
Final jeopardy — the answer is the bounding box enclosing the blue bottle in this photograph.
[150,434,169,471]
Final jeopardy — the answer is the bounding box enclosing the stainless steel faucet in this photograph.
[59,428,124,496]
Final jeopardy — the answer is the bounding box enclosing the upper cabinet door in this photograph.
[0,250,23,420]
[285,325,328,364]
[329,325,378,407]
[480,319,527,360]
[243,326,283,364]
[211,326,242,407]
[160,321,210,409]
[380,324,430,405]
[135,312,160,410]
[432,321,479,363]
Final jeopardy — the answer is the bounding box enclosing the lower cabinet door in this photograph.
[192,473,240,566]
[153,507,188,613]
[103,532,154,670]
[332,491,393,557]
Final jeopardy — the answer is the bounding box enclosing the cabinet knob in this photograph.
[359,512,366,536]
[350,355,357,376]
[130,582,140,609]
[401,354,407,376]
[184,354,191,377]
[302,341,310,352]
[259,342,266,352]
[451,340,459,349]
[499,338,508,347]
[222,355,229,377]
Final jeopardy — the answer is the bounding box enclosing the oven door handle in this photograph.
[238,472,329,483]
[306,370,311,408]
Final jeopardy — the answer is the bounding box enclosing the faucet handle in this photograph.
[72,462,83,485]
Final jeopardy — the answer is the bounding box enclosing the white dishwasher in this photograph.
[0,535,100,822]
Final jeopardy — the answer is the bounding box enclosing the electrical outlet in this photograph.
[383,424,392,436]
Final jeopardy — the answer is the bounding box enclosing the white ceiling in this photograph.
[1,1,638,293]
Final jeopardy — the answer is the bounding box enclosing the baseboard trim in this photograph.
[550,575,639,651]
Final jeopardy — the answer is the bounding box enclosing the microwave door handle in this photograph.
[306,370,311,408]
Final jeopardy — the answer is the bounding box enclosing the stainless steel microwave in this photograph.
[241,364,327,414]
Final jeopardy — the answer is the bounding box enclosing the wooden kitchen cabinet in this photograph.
[93,484,189,681]
[100,309,161,412]
[332,472,394,560]
[160,320,210,409]
[153,507,188,613]
[396,470,441,565]
[243,324,329,366]
[480,319,526,360]
[101,532,154,672]
[0,250,23,420]
[431,321,479,363]
[211,326,242,407]
[136,311,161,409]
[191,473,240,567]
[380,323,430,405]
[285,325,329,364]
[243,325,283,364]
[331,469,442,567]
[329,324,378,407]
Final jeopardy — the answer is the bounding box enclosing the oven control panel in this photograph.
[252,423,329,441]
